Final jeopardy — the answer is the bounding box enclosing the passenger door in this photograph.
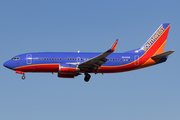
[134,55,139,66]
[26,54,32,64]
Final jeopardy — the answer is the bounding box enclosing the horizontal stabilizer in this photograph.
[151,50,175,59]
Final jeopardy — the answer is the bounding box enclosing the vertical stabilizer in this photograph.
[140,23,171,55]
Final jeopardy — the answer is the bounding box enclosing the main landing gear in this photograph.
[84,72,91,82]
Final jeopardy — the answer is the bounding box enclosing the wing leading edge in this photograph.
[78,39,119,70]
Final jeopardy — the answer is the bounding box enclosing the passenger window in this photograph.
[44,58,46,60]
[57,58,59,60]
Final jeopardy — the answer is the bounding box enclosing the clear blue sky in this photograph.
[0,0,180,120]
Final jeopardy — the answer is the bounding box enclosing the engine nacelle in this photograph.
[58,66,80,78]
[59,66,80,74]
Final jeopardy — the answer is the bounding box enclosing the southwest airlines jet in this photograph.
[3,23,175,82]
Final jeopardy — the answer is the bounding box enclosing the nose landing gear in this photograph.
[22,74,26,80]
[15,71,25,80]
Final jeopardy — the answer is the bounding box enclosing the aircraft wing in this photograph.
[78,39,118,70]
[151,50,175,59]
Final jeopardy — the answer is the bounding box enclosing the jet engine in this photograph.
[58,65,80,78]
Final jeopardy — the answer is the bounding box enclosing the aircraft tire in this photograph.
[22,75,25,80]
[84,74,91,82]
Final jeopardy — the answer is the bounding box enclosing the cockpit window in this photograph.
[11,57,20,60]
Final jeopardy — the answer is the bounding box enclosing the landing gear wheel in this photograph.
[84,73,91,82]
[22,75,25,80]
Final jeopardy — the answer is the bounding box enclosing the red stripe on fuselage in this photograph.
[13,64,59,72]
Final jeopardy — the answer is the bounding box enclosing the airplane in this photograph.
[3,23,175,82]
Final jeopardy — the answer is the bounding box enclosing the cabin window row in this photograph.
[65,58,89,60]
[33,58,89,61]
[33,58,130,61]
[107,58,131,61]
[33,58,62,60]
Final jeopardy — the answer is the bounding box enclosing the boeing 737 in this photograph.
[3,23,175,82]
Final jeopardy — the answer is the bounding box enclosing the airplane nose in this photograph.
[3,61,9,68]
[3,61,13,69]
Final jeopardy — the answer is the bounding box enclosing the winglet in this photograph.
[107,39,119,53]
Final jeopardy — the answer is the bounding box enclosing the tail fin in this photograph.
[140,23,171,55]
